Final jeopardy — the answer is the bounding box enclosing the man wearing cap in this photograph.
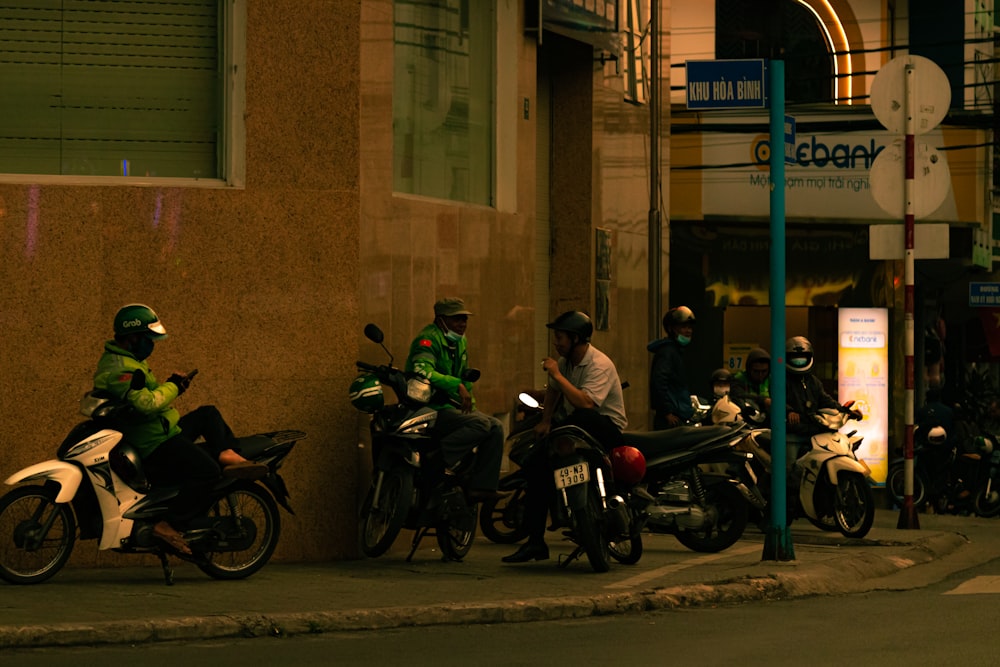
[405,298,503,501]
[93,303,265,554]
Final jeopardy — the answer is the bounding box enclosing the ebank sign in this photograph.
[694,128,961,222]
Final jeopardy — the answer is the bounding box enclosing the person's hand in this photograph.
[129,369,146,391]
[534,419,552,438]
[788,412,801,425]
[167,372,192,395]
[457,383,473,413]
[666,413,682,427]
[849,407,864,421]
[540,357,560,378]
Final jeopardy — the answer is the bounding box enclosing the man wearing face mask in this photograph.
[405,298,504,501]
[93,304,265,555]
[648,306,696,429]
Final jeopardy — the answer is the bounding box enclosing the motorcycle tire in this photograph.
[887,463,926,508]
[436,509,478,561]
[570,484,610,573]
[359,467,413,557]
[0,485,76,585]
[833,472,875,538]
[478,487,528,544]
[198,482,281,580]
[806,515,839,532]
[607,506,643,565]
[674,482,748,553]
[972,480,1000,518]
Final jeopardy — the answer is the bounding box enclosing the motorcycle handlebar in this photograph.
[355,361,379,373]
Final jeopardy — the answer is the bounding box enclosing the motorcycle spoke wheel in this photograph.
[608,529,643,565]
[833,472,875,538]
[436,514,477,561]
[571,485,610,573]
[674,483,748,553]
[806,515,839,532]
[478,489,528,544]
[359,468,413,557]
[887,465,926,508]
[0,486,76,585]
[197,483,280,580]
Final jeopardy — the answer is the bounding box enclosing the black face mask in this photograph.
[133,336,155,361]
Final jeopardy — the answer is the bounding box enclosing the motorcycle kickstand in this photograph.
[406,527,428,562]
[156,551,175,586]
[557,543,586,569]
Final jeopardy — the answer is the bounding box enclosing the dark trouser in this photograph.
[522,409,623,544]
[178,405,238,460]
[143,434,222,526]
[434,409,504,491]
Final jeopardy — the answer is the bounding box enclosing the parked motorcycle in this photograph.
[887,425,951,510]
[353,323,483,562]
[622,419,765,553]
[972,435,1000,517]
[0,389,304,585]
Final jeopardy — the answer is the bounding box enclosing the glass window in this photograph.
[393,0,494,205]
[0,0,243,183]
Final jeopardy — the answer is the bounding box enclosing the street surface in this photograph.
[5,555,998,666]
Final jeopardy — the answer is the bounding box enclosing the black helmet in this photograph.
[711,368,734,384]
[546,311,593,343]
[746,347,770,367]
[663,306,696,330]
[785,336,814,374]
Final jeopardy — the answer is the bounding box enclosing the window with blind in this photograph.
[0,0,242,182]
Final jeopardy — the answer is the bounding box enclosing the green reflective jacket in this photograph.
[405,323,474,411]
[93,340,182,458]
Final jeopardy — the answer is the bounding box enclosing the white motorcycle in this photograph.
[0,391,305,585]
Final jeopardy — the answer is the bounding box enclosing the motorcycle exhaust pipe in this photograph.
[604,495,631,538]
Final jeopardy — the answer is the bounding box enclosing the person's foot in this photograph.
[152,521,192,555]
[501,542,549,563]
[222,461,268,480]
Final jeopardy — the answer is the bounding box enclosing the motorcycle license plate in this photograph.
[554,462,590,489]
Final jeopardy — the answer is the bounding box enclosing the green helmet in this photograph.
[113,304,167,340]
[349,374,384,413]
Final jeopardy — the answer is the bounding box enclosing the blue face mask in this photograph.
[133,336,155,361]
[676,334,691,347]
[444,328,465,343]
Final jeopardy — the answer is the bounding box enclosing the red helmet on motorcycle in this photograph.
[610,446,646,484]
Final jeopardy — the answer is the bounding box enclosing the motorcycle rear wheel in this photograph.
[571,485,610,573]
[197,482,281,580]
[0,485,76,585]
[833,472,875,538]
[436,512,478,561]
[674,482,748,553]
[607,524,643,565]
[478,488,528,544]
[972,480,1000,517]
[887,463,926,508]
[359,468,413,557]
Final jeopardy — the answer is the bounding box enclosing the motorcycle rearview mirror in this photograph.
[462,368,481,383]
[518,392,540,409]
[363,323,384,344]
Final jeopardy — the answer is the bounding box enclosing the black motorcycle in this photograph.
[353,324,483,562]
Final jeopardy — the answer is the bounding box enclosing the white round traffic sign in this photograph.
[869,139,950,218]
[870,55,950,135]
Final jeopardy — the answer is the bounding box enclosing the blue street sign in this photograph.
[686,59,768,110]
[970,282,1000,307]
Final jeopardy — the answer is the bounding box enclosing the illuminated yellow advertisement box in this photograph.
[838,308,889,485]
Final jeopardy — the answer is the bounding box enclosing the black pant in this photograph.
[178,405,238,460]
[521,409,623,544]
[143,433,221,526]
[434,409,504,491]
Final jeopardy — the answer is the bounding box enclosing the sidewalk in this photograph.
[0,509,993,649]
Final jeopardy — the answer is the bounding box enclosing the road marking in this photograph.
[604,543,761,590]
[944,576,1000,595]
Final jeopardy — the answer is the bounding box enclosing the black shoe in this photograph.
[501,542,549,563]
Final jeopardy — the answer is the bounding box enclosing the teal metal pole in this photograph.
[762,59,794,561]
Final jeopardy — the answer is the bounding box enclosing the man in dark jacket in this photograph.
[648,306,695,429]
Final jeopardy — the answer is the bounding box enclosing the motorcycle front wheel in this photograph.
[0,485,76,585]
[436,508,478,561]
[972,478,1000,517]
[570,484,610,573]
[478,487,528,544]
[674,482,748,553]
[887,463,926,508]
[833,472,875,538]
[359,468,413,557]
[198,482,281,580]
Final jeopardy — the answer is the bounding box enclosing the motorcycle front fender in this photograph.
[4,460,83,503]
[824,456,870,485]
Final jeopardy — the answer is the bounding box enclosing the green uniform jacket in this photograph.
[405,323,474,411]
[93,340,182,458]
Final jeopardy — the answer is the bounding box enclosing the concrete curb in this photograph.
[0,531,968,650]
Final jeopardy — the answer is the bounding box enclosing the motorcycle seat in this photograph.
[622,424,739,458]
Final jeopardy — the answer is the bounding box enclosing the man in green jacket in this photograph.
[406,298,503,500]
[94,304,264,554]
